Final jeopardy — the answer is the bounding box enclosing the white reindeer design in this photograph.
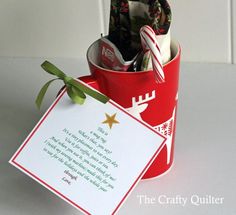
[153,108,176,164]
[126,90,177,165]
[126,90,156,120]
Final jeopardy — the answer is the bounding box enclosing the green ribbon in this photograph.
[36,61,109,109]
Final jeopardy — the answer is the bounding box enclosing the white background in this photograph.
[0,0,235,63]
[0,1,236,215]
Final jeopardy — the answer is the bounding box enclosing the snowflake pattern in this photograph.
[155,117,174,137]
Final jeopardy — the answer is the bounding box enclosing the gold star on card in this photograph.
[102,113,119,129]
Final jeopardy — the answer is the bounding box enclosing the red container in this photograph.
[80,39,181,179]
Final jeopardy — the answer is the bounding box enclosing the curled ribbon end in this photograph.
[35,100,41,110]
[35,78,59,110]
[41,60,49,68]
[41,61,53,74]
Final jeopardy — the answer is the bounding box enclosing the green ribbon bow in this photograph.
[36,61,109,109]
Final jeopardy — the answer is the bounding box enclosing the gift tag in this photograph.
[9,80,166,215]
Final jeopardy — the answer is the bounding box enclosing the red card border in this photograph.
[10,83,167,215]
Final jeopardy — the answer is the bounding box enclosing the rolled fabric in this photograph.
[108,0,134,61]
[108,0,172,64]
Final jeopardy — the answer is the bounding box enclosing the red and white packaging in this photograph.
[99,37,137,71]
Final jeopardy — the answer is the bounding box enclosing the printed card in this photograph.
[9,81,166,215]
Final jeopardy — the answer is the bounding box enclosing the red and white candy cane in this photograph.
[140,25,165,83]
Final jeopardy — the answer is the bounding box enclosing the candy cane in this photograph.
[140,25,165,83]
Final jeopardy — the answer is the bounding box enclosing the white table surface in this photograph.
[0,58,235,215]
